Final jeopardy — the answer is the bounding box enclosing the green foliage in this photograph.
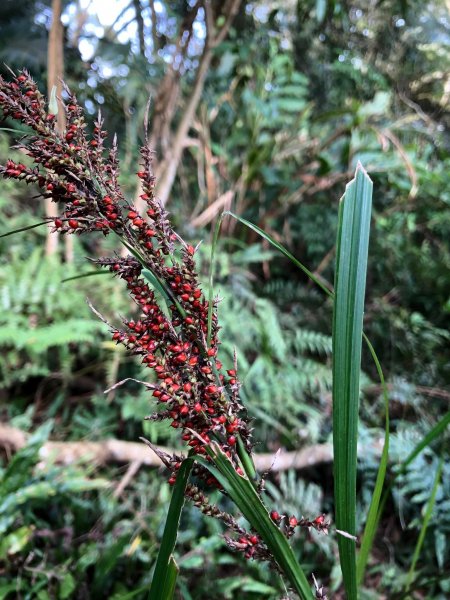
[0,249,106,387]
[198,241,332,446]
[0,0,449,597]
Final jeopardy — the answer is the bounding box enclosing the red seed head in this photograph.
[313,514,325,526]
[68,219,78,229]
[270,510,280,522]
[227,435,236,446]
[289,516,298,528]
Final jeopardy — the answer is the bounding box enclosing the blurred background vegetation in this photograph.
[0,0,449,598]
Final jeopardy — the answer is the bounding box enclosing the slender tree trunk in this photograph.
[149,0,159,53]
[155,0,242,206]
[133,0,146,56]
[45,0,63,256]
[47,0,74,261]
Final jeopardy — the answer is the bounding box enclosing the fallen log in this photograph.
[0,422,384,472]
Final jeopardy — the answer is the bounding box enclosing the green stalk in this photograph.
[332,164,372,599]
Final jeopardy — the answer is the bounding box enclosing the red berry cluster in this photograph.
[99,255,249,484]
[270,510,330,538]
[0,70,252,487]
[0,70,125,235]
[0,72,326,583]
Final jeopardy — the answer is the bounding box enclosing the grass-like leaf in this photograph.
[405,457,444,592]
[332,164,372,598]
[0,221,48,238]
[148,457,194,600]
[196,444,314,600]
[222,178,389,594]
[357,334,389,584]
[223,211,334,298]
[399,410,450,472]
[62,270,108,283]
[361,410,450,579]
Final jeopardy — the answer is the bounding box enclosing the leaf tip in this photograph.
[355,160,372,183]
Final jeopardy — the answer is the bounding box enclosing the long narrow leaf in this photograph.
[357,334,389,584]
[195,445,314,600]
[224,194,393,592]
[406,457,443,592]
[223,211,334,298]
[332,164,372,599]
[149,457,194,600]
[62,271,108,283]
[400,411,450,472]
[365,410,450,572]
[0,221,48,238]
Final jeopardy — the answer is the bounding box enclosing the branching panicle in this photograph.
[0,71,327,589]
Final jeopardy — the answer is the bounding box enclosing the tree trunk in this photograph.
[155,0,242,206]
[133,0,146,56]
[47,0,74,261]
[45,0,64,257]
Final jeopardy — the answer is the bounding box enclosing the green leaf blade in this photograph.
[196,446,314,599]
[149,457,194,600]
[332,164,373,599]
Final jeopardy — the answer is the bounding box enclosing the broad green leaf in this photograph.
[224,197,392,593]
[59,573,76,600]
[332,164,372,599]
[207,216,223,345]
[142,268,172,319]
[0,526,33,559]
